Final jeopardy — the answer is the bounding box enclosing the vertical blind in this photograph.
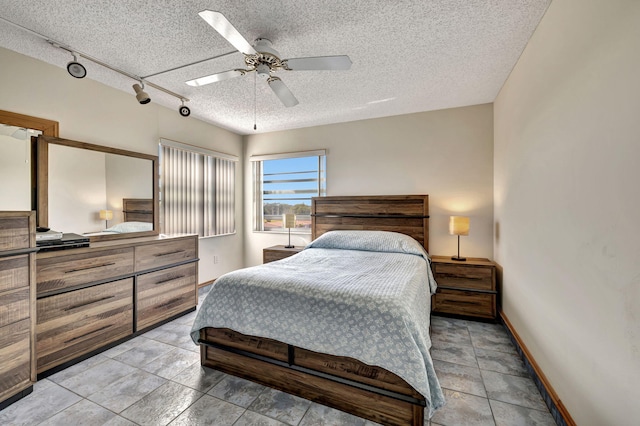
[160,141,237,237]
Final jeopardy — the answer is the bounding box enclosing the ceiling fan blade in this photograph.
[284,55,352,71]
[198,10,257,55]
[267,77,299,107]
[186,69,247,87]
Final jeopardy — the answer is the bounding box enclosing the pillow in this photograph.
[104,221,153,233]
[305,230,428,259]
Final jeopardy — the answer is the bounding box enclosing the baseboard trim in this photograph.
[500,312,576,426]
[198,279,216,289]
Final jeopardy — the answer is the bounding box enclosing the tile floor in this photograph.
[0,290,556,426]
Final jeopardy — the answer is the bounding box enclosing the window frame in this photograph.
[159,138,238,239]
[251,149,326,234]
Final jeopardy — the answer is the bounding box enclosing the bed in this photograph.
[190,195,444,424]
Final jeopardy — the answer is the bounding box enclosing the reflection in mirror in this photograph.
[37,135,159,242]
[0,125,42,210]
[48,144,153,235]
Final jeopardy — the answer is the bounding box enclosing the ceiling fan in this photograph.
[186,10,352,107]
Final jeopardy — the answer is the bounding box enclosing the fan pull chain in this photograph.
[253,72,257,131]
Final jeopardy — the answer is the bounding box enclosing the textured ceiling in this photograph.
[0,0,551,135]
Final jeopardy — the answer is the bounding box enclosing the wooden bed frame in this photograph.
[122,198,153,223]
[197,195,431,425]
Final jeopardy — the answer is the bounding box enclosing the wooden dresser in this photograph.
[35,234,198,375]
[430,256,497,321]
[263,245,303,263]
[0,212,37,409]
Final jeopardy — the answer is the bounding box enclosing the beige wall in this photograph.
[0,47,244,283]
[244,104,494,266]
[494,0,640,424]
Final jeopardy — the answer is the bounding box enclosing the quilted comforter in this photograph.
[190,230,445,417]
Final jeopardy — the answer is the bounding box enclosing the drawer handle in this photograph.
[155,275,185,285]
[64,324,112,344]
[439,273,484,280]
[64,262,116,273]
[154,250,184,257]
[454,300,484,306]
[64,295,116,311]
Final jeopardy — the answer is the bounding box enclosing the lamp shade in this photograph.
[100,209,114,221]
[449,216,469,236]
[283,213,295,229]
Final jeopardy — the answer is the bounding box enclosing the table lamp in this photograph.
[100,209,113,228]
[449,216,469,261]
[283,213,295,248]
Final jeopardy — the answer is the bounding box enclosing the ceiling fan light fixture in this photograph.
[256,63,271,79]
[66,52,87,78]
[133,83,151,104]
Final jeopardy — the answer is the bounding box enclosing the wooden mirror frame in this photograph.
[36,135,160,242]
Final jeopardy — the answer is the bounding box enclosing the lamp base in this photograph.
[284,245,294,249]
[451,256,466,261]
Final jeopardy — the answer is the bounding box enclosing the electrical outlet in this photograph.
[213,255,219,264]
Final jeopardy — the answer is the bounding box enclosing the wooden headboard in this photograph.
[122,198,153,223]
[311,195,430,252]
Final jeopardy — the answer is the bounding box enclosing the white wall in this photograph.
[0,46,244,283]
[48,144,106,233]
[244,104,494,266]
[494,0,640,424]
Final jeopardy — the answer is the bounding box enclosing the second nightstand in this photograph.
[263,245,303,263]
[430,255,497,321]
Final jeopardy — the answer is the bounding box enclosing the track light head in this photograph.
[179,100,190,117]
[132,83,151,104]
[67,53,86,78]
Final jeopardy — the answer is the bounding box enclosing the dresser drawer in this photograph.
[37,247,134,296]
[0,287,30,328]
[0,319,31,399]
[433,263,494,291]
[136,263,197,330]
[0,216,30,251]
[432,289,496,319]
[0,255,29,293]
[36,278,133,373]
[135,238,197,272]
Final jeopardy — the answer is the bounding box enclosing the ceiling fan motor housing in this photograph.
[246,38,284,76]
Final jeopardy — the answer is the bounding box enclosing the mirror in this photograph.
[0,125,41,210]
[0,110,59,211]
[37,135,159,241]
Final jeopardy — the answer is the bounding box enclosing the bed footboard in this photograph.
[199,328,425,426]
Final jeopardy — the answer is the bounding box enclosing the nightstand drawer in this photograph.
[433,263,494,291]
[433,289,496,319]
[263,245,303,263]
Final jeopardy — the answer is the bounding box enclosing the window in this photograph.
[251,150,326,232]
[159,139,237,238]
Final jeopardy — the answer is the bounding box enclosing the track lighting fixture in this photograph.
[132,82,151,104]
[66,52,87,79]
[179,100,191,117]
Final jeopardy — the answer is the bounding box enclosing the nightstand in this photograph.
[263,245,303,263]
[430,255,497,321]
